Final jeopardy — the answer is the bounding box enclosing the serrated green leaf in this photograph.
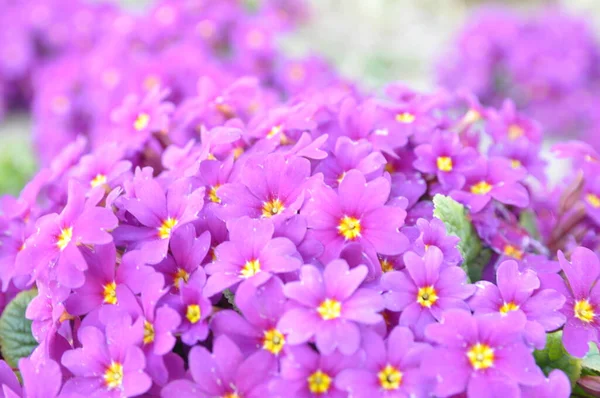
[0,289,38,368]
[534,331,582,386]
[583,343,600,373]
[432,194,483,281]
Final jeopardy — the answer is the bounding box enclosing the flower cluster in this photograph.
[2,1,600,398]
[438,7,600,143]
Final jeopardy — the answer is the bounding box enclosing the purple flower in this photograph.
[540,247,600,357]
[314,137,386,187]
[115,173,204,263]
[271,344,360,398]
[278,260,384,355]
[0,357,62,398]
[301,170,408,263]
[61,316,151,397]
[413,130,478,191]
[412,218,461,265]
[65,244,149,316]
[169,270,212,345]
[422,310,544,397]
[469,260,565,349]
[211,276,287,356]
[162,335,276,398]
[110,85,174,149]
[488,137,546,182]
[16,181,118,288]
[451,157,529,213]
[381,247,475,338]
[487,100,542,144]
[521,370,571,398]
[336,327,432,397]
[154,225,211,290]
[204,216,302,297]
[217,153,315,222]
[71,143,132,192]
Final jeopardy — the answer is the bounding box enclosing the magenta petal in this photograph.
[324,261,366,301]
[277,308,320,345]
[161,380,203,398]
[342,289,385,324]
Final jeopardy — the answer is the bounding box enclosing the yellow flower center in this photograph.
[240,259,261,278]
[143,320,155,344]
[508,124,524,140]
[56,227,73,251]
[173,268,189,288]
[437,156,453,172]
[158,217,178,239]
[378,364,403,390]
[380,258,394,273]
[209,185,221,203]
[503,245,523,260]
[338,216,361,240]
[586,193,600,208]
[317,299,342,320]
[262,198,285,218]
[574,299,595,323]
[104,361,124,389]
[416,286,438,308]
[222,393,240,398]
[385,163,396,174]
[186,304,201,324]
[510,159,522,169]
[499,301,519,314]
[133,112,151,131]
[267,125,284,139]
[307,370,332,394]
[103,281,118,305]
[396,112,416,124]
[262,328,285,355]
[467,343,495,370]
[336,172,346,184]
[288,64,306,81]
[232,147,244,159]
[464,109,481,124]
[470,181,492,195]
[90,174,107,188]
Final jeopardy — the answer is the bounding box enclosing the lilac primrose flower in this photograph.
[540,247,600,357]
[211,275,287,356]
[154,224,211,290]
[314,137,386,187]
[115,173,204,263]
[278,260,384,355]
[412,218,461,266]
[521,369,571,398]
[422,310,544,397]
[217,153,315,222]
[413,130,478,191]
[65,244,150,316]
[162,335,276,398]
[301,169,408,263]
[70,143,132,193]
[451,157,529,213]
[271,344,360,398]
[16,180,118,288]
[61,316,151,397]
[0,357,62,398]
[169,269,212,345]
[381,247,475,338]
[204,216,302,297]
[469,260,565,349]
[336,327,432,398]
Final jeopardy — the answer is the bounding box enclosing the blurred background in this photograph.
[1,0,599,195]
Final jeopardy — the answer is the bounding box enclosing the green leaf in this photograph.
[0,134,36,196]
[0,289,38,368]
[519,210,541,241]
[583,343,600,373]
[534,331,582,386]
[432,194,483,281]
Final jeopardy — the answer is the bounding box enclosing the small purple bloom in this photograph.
[301,170,408,263]
[422,310,544,397]
[271,344,360,398]
[414,130,478,191]
[61,316,151,397]
[162,335,276,398]
[412,218,461,265]
[204,216,302,297]
[381,247,475,338]
[336,327,432,398]
[469,260,566,349]
[540,247,600,357]
[278,260,384,355]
